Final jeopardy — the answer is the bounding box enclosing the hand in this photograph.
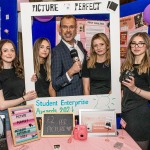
[122,76,136,92]
[23,91,37,101]
[71,61,82,74]
[31,73,37,82]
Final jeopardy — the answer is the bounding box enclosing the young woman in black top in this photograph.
[121,32,150,150]
[32,38,56,97]
[0,39,37,130]
[82,33,111,95]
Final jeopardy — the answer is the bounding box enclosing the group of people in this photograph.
[32,15,111,97]
[0,15,150,150]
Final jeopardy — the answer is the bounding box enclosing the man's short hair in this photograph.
[60,15,77,27]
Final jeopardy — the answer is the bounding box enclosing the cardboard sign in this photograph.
[22,0,121,115]
[41,113,74,137]
[8,105,40,146]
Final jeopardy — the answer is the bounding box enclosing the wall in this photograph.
[32,14,109,49]
[0,0,17,47]
[120,0,150,34]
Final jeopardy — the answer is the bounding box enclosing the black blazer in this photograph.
[51,40,86,96]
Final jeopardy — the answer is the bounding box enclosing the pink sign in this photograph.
[8,105,40,146]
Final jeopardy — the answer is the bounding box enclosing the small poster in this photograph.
[41,112,74,137]
[8,105,40,146]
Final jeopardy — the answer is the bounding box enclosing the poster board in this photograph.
[41,113,74,137]
[79,109,116,136]
[8,105,40,146]
[120,12,148,59]
[21,0,121,116]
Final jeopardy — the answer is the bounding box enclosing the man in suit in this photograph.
[51,15,86,96]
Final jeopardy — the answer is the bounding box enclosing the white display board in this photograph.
[21,0,121,117]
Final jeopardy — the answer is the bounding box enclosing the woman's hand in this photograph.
[31,73,37,82]
[23,91,37,101]
[122,76,137,92]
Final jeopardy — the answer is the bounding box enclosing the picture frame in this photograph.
[8,104,40,146]
[21,0,121,116]
[79,109,117,136]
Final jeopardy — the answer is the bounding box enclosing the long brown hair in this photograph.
[121,32,150,74]
[87,33,110,68]
[0,39,24,79]
[33,38,51,81]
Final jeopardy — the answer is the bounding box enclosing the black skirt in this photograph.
[122,103,150,141]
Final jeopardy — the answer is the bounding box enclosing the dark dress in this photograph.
[0,68,25,130]
[82,60,111,95]
[35,64,50,97]
[122,65,150,141]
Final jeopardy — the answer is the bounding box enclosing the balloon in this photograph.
[143,4,150,25]
[34,16,53,22]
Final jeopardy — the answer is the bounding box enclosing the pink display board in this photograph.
[8,105,40,146]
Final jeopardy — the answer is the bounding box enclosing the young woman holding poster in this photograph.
[0,39,37,130]
[32,38,56,97]
[121,32,150,150]
[82,33,111,95]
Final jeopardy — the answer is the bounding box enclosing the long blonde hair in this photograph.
[33,38,51,81]
[121,32,150,74]
[87,33,110,68]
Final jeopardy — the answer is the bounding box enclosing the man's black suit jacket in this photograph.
[51,40,86,96]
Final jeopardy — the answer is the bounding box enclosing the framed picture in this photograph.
[79,109,117,136]
[21,0,121,117]
[8,105,40,146]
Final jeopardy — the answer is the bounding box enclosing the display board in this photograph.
[41,113,74,137]
[21,0,121,116]
[120,12,148,59]
[8,105,40,146]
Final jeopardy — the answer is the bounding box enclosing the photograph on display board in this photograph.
[134,13,144,29]
[8,105,40,146]
[79,109,117,136]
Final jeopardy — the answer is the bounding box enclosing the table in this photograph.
[7,130,141,150]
